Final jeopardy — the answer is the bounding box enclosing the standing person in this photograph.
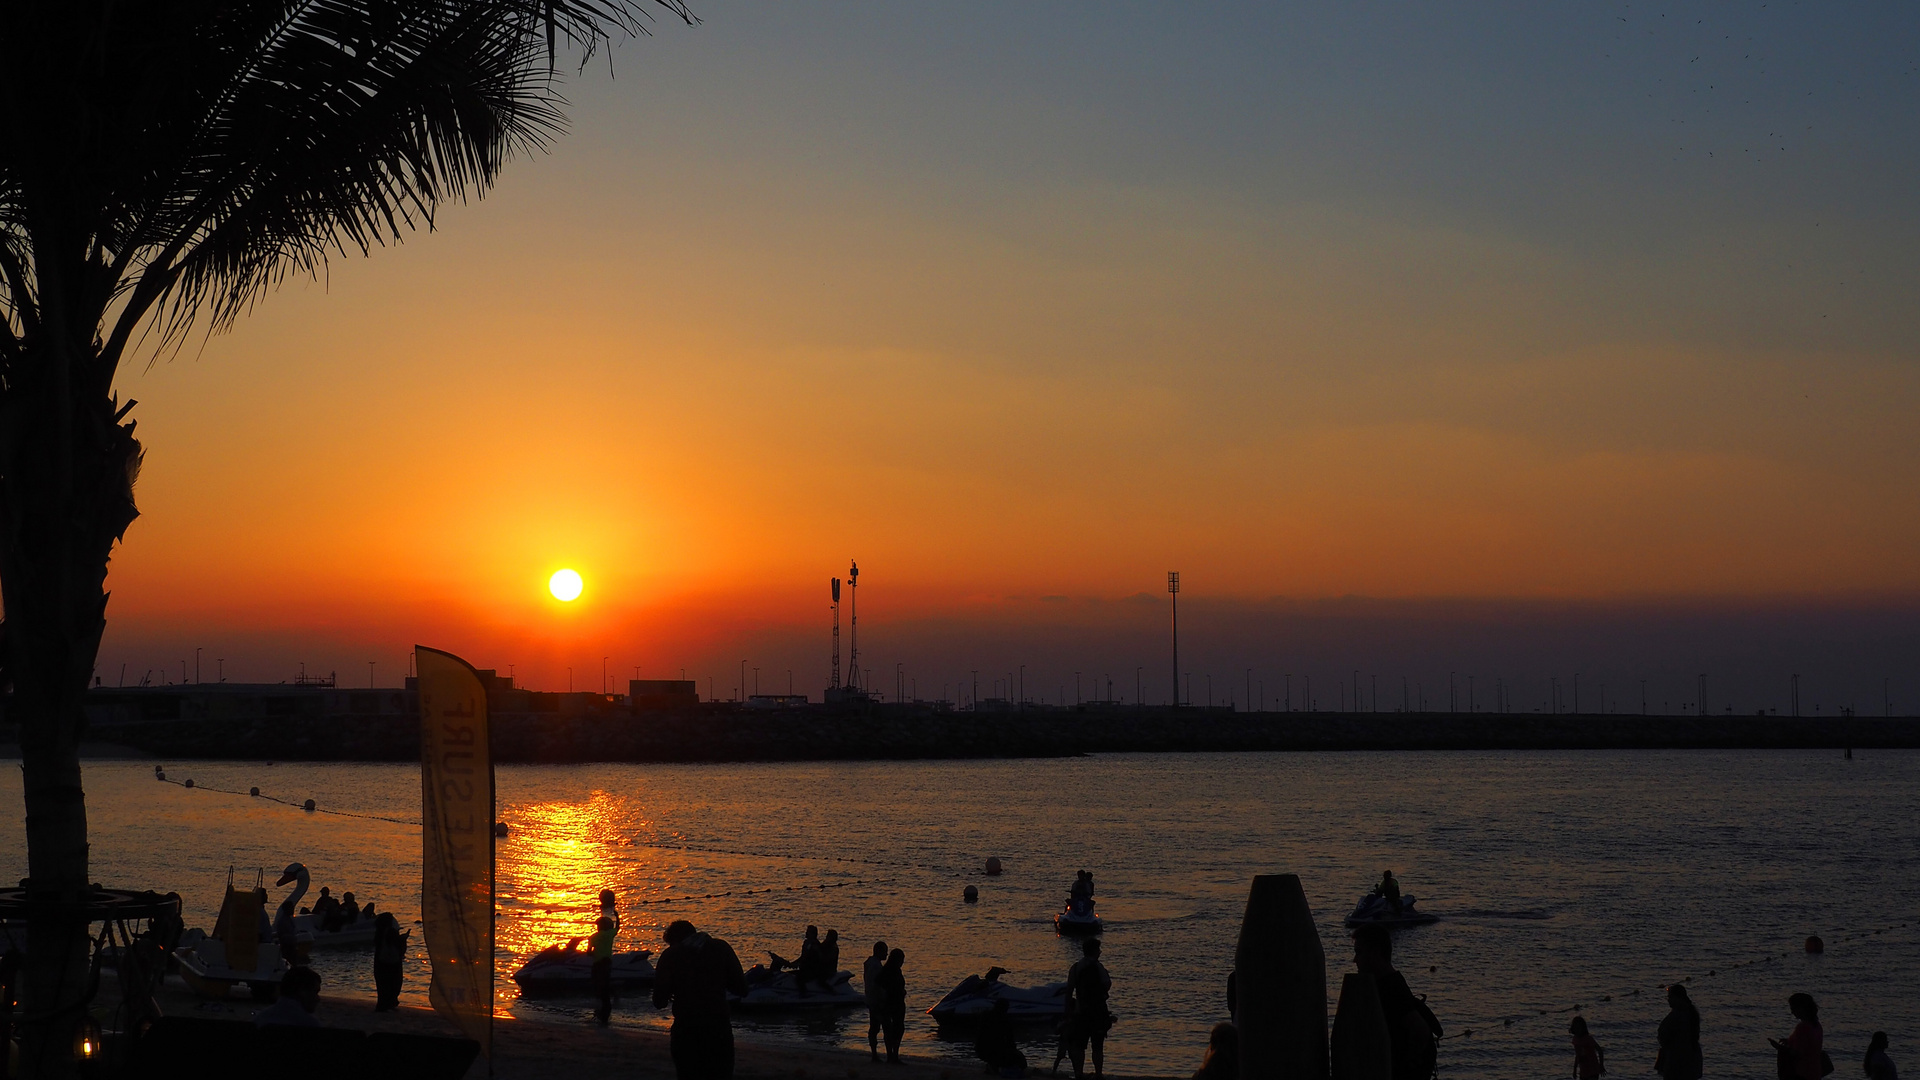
[1655,985,1704,1080]
[372,912,408,1012]
[1065,938,1114,1079]
[864,941,889,1062]
[879,948,908,1064]
[1864,1032,1897,1080]
[589,915,617,1026]
[1771,993,1826,1080]
[653,920,748,1080]
[1570,1016,1605,1080]
[600,888,620,932]
[1351,926,1442,1080]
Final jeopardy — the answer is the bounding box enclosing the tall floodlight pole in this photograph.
[1167,571,1181,707]
[830,577,841,690]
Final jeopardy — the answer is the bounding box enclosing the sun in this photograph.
[548,568,583,602]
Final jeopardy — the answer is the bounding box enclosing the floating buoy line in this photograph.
[1437,919,1917,1043]
[155,768,420,827]
[153,767,981,877]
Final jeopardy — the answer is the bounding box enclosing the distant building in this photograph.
[744,694,809,709]
[630,679,699,712]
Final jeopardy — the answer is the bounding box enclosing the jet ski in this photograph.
[731,965,863,1010]
[927,968,1069,1024]
[511,940,656,997]
[1343,892,1439,928]
[1053,896,1102,936]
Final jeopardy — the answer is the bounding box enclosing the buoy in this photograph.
[183,779,194,789]
[302,799,316,812]
[249,787,260,797]
[963,885,979,903]
[984,857,1002,876]
[154,767,165,780]
[1805,935,1824,954]
[491,822,509,837]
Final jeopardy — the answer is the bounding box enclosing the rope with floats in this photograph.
[152,767,987,877]
[154,767,421,828]
[1437,919,1918,1042]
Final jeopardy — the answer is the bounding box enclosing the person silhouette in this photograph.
[879,948,908,1064]
[1065,938,1114,1079]
[864,941,888,1061]
[372,912,407,1012]
[589,914,617,1026]
[653,920,748,1080]
[1377,870,1403,915]
[976,998,1025,1075]
[1771,993,1825,1080]
[1656,985,1703,1080]
[1192,1022,1238,1080]
[1864,1031,1897,1080]
[1570,1016,1605,1080]
[1352,925,1441,1080]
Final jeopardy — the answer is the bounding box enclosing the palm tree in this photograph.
[0,1,687,1073]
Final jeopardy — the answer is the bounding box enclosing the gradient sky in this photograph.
[96,2,1920,708]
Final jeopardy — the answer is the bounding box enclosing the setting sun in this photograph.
[548,569,583,602]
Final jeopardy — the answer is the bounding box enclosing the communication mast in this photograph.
[830,577,842,689]
[846,561,862,691]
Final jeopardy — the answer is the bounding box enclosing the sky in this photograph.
[96,2,1920,710]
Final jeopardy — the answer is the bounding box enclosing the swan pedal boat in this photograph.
[511,942,657,996]
[1343,893,1439,928]
[927,970,1069,1024]
[731,967,863,1010]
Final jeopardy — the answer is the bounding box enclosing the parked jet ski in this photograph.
[1343,892,1439,928]
[731,965,863,1010]
[927,967,1069,1024]
[511,939,656,997]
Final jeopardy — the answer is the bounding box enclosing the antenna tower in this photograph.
[847,561,862,690]
[830,577,842,689]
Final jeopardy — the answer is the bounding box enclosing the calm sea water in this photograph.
[2,751,1915,1078]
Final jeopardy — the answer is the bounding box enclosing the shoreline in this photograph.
[16,711,1919,763]
[154,984,1175,1080]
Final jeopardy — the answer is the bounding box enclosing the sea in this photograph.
[2,750,1916,1079]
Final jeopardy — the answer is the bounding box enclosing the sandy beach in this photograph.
[153,984,1173,1080]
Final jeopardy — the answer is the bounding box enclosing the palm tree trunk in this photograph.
[0,328,140,1079]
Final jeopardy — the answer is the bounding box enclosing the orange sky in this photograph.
[94,5,1920,697]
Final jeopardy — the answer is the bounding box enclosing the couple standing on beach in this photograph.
[863,941,910,1063]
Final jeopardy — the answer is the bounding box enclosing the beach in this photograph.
[152,983,1150,1080]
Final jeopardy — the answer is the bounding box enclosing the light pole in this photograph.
[369,661,376,689]
[604,656,610,695]
[216,658,225,683]
[194,647,202,684]
[1167,571,1180,707]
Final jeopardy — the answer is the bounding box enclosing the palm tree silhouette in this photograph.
[0,2,688,1073]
